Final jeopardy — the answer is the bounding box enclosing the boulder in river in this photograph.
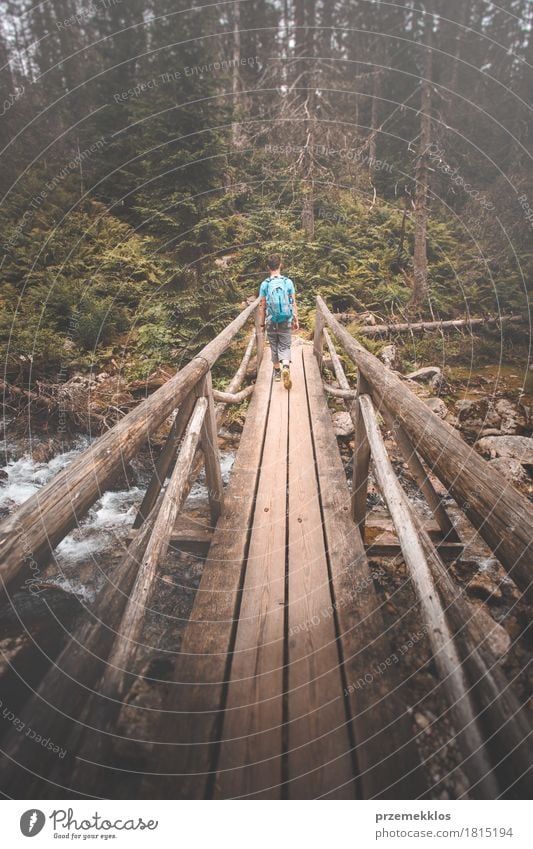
[406,366,442,382]
[474,434,533,463]
[494,398,527,435]
[424,397,448,419]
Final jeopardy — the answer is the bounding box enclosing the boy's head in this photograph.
[266,254,282,273]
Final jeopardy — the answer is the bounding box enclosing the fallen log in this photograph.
[322,383,358,399]
[334,314,525,336]
[212,384,255,404]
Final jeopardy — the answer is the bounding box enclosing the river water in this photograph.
[0,432,235,600]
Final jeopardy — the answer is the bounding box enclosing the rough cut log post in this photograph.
[313,308,325,370]
[351,372,371,535]
[358,394,499,799]
[254,306,264,370]
[0,494,164,797]
[334,314,524,336]
[225,332,255,396]
[321,327,370,533]
[90,398,208,706]
[197,374,224,525]
[380,406,460,543]
[323,327,359,424]
[0,298,260,595]
[318,296,533,602]
[132,390,197,529]
[212,384,255,404]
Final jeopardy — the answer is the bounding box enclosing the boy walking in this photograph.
[258,255,299,390]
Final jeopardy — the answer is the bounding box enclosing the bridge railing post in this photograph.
[351,372,371,534]
[313,305,325,370]
[255,305,264,370]
[197,371,224,525]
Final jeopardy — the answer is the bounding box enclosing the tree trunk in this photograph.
[411,5,434,307]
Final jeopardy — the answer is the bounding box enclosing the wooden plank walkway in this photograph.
[144,341,424,800]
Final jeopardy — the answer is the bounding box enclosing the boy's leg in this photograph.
[266,322,280,368]
[277,322,292,366]
[277,323,292,389]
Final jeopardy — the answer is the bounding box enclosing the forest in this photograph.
[0,0,532,811]
[0,0,531,390]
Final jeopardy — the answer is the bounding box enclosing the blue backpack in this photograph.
[265,276,293,323]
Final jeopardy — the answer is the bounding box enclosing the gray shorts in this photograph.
[266,319,292,364]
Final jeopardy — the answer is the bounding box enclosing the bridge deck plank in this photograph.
[286,348,356,799]
[302,346,427,799]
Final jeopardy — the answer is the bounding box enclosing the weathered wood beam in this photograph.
[313,307,325,370]
[89,397,207,705]
[132,390,196,529]
[358,393,499,798]
[0,299,260,595]
[380,406,460,542]
[317,297,533,602]
[351,373,371,534]
[0,492,164,796]
[255,308,264,370]
[198,375,224,525]
[212,384,255,404]
[322,383,358,400]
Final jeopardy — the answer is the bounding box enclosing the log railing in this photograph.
[316,296,533,602]
[0,298,262,595]
[314,295,533,798]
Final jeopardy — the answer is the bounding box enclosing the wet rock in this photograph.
[429,371,450,395]
[380,345,397,370]
[471,603,511,657]
[31,439,60,464]
[495,398,527,435]
[0,469,8,483]
[425,397,448,419]
[406,366,442,382]
[333,411,355,438]
[467,572,503,602]
[475,435,533,463]
[414,712,431,731]
[487,457,530,486]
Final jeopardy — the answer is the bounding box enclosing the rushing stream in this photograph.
[0,433,235,600]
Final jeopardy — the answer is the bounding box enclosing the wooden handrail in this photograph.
[0,298,261,594]
[316,295,533,602]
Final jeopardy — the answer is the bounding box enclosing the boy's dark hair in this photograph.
[266,254,282,271]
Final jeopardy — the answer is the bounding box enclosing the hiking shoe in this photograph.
[282,366,292,390]
[274,368,281,382]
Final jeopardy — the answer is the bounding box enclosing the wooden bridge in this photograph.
[0,297,532,799]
